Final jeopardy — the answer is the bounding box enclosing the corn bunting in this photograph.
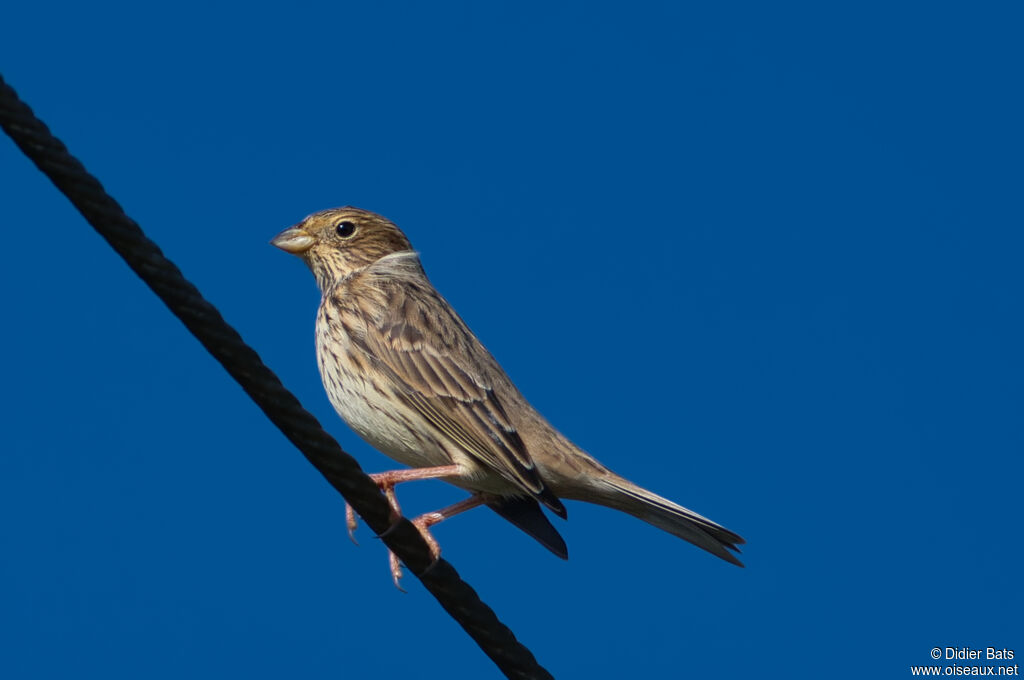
[272,207,744,585]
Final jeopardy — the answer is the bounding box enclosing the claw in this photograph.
[375,516,404,540]
[389,551,407,592]
[345,503,359,545]
[419,556,442,578]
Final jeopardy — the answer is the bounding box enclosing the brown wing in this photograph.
[352,279,566,518]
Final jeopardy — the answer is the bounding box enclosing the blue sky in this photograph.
[1,2,1021,678]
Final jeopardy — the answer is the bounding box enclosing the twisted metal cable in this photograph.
[0,72,554,680]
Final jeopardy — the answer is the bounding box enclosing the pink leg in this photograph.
[338,464,486,589]
[345,464,463,544]
[388,494,489,590]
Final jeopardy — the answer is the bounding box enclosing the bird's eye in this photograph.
[335,221,357,238]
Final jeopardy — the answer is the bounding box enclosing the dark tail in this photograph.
[487,496,569,559]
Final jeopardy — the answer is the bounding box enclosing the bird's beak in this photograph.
[271,226,315,254]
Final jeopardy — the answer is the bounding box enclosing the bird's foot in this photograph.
[385,511,445,589]
[346,473,403,544]
[345,466,462,543]
[382,495,488,589]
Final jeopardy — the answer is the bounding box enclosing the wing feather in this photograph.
[350,280,565,516]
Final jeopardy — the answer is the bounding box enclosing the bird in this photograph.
[272,206,744,585]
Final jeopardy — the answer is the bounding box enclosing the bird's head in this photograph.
[271,206,414,290]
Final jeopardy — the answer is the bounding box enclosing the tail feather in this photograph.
[487,495,569,559]
[595,476,745,567]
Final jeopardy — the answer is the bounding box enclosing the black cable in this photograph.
[0,72,554,680]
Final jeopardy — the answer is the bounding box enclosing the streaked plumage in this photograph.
[272,207,744,580]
